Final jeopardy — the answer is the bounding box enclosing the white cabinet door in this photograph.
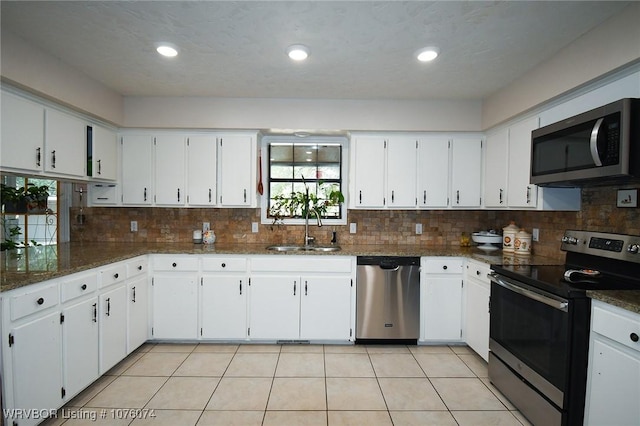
[99,284,127,374]
[507,116,539,208]
[218,134,255,206]
[187,135,217,206]
[484,128,508,208]
[1,91,45,172]
[62,297,99,398]
[352,136,386,208]
[9,311,62,424]
[201,275,248,339]
[387,137,417,208]
[300,275,352,341]
[91,124,118,181]
[122,135,153,205]
[464,276,490,362]
[423,277,463,341]
[154,135,186,205]
[417,137,450,208]
[451,138,482,207]
[127,275,148,353]
[152,273,198,339]
[249,275,300,340]
[45,108,86,177]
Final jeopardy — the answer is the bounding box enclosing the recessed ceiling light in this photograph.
[156,43,178,57]
[416,47,439,62]
[287,44,309,61]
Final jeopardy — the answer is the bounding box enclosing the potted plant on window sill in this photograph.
[269,179,344,226]
[1,183,50,214]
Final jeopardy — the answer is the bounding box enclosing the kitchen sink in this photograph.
[266,245,341,252]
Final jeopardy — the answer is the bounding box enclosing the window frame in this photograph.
[260,135,348,226]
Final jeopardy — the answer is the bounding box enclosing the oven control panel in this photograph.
[562,230,640,263]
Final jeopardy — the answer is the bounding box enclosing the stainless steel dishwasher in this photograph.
[356,256,420,343]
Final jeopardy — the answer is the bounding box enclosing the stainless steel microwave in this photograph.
[530,98,639,187]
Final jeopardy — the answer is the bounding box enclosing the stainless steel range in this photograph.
[489,230,640,426]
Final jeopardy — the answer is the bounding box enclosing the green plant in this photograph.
[269,178,344,224]
[1,182,50,213]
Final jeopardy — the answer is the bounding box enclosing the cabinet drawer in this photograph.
[61,272,98,303]
[592,302,640,353]
[100,263,127,288]
[423,257,464,274]
[153,256,199,271]
[90,183,117,205]
[201,257,247,272]
[10,282,59,321]
[127,256,148,278]
[466,261,492,283]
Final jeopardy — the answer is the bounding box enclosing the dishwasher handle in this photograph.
[379,260,400,271]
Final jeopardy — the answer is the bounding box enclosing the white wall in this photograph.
[123,96,482,132]
[0,31,124,125]
[482,2,640,129]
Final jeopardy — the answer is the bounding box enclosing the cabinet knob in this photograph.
[476,271,481,276]
[631,333,639,343]
[114,273,119,279]
[443,265,448,270]
[221,263,226,268]
[138,265,143,271]
[81,284,87,290]
[172,262,177,268]
[37,297,45,305]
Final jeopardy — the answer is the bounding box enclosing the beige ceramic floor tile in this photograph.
[121,352,189,376]
[86,376,167,408]
[129,409,201,426]
[65,375,117,407]
[275,353,325,377]
[150,343,197,353]
[105,351,144,376]
[263,410,327,426]
[326,378,387,410]
[236,344,282,353]
[173,352,233,376]
[458,353,488,377]
[449,345,473,354]
[146,376,219,410]
[133,342,155,353]
[452,410,524,425]
[324,344,368,354]
[379,378,448,410]
[325,353,375,377]
[408,345,454,355]
[369,353,425,377]
[194,344,239,353]
[280,344,324,353]
[224,353,279,377]
[328,410,393,426]
[389,410,458,426]
[206,377,272,411]
[480,378,516,410]
[267,377,326,410]
[430,378,506,411]
[197,410,264,426]
[366,345,410,354]
[414,353,475,377]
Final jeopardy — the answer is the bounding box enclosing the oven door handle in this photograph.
[489,273,569,312]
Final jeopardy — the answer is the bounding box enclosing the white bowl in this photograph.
[472,232,502,251]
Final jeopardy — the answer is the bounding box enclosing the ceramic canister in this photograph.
[502,221,520,252]
[515,229,532,255]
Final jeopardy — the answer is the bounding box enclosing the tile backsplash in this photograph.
[70,186,639,260]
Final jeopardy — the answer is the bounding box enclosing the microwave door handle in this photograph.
[489,273,569,312]
[589,118,604,167]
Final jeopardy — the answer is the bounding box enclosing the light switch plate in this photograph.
[416,223,423,235]
[251,222,259,233]
[349,223,357,234]
[532,228,539,242]
[130,221,138,232]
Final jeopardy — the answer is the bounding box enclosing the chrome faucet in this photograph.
[304,207,322,246]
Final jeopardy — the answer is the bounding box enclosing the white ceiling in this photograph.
[1,1,631,101]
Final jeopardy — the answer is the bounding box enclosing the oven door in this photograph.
[489,273,570,408]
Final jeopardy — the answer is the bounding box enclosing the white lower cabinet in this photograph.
[127,275,149,352]
[62,296,99,398]
[299,275,352,341]
[421,257,464,342]
[99,284,127,374]
[584,300,640,425]
[249,275,301,340]
[464,260,491,361]
[201,274,248,339]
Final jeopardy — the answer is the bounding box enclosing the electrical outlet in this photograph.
[251,222,259,233]
[349,223,357,234]
[532,228,540,242]
[202,222,210,232]
[130,221,138,232]
[416,223,423,235]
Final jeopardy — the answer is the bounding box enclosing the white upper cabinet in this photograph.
[451,138,482,207]
[90,124,118,181]
[218,134,257,207]
[484,128,509,208]
[45,108,86,177]
[507,116,539,208]
[387,137,417,208]
[121,135,154,205]
[154,135,186,206]
[1,91,45,173]
[351,136,386,208]
[187,135,217,206]
[418,137,450,208]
